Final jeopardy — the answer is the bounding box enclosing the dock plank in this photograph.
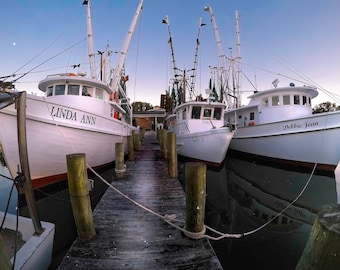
[58,131,222,269]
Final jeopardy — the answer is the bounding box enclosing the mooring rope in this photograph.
[88,159,318,240]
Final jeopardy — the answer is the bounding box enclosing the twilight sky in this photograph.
[1,0,340,107]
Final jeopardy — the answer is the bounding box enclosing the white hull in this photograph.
[0,94,134,188]
[177,127,233,165]
[0,211,55,270]
[166,101,233,167]
[229,111,340,170]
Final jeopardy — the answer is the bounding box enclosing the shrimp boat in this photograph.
[0,0,143,189]
[163,16,233,167]
[225,85,340,173]
[204,6,340,173]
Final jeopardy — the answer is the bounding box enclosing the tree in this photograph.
[312,102,340,114]
[132,102,153,112]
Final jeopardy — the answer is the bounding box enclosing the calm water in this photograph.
[178,155,337,270]
[1,157,337,270]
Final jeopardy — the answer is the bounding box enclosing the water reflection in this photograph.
[179,155,337,270]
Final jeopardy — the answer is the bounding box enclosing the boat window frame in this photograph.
[203,108,212,119]
[191,106,201,119]
[272,96,280,106]
[67,84,80,96]
[95,88,104,99]
[46,86,53,97]
[283,95,290,105]
[294,95,300,105]
[262,97,269,107]
[55,84,66,96]
[213,107,222,120]
[82,85,93,97]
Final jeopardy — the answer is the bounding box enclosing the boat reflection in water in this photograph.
[202,155,337,270]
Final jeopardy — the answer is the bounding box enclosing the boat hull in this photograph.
[229,111,340,172]
[0,94,134,188]
[177,127,233,166]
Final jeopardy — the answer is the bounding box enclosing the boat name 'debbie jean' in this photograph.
[283,121,319,130]
[50,106,96,126]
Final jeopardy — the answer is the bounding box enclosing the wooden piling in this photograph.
[127,135,134,161]
[185,162,206,239]
[66,153,96,240]
[133,132,140,151]
[115,142,125,178]
[159,129,167,160]
[0,234,11,270]
[167,131,177,178]
[296,204,340,269]
[16,91,43,234]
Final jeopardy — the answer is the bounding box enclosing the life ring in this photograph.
[68,73,76,76]
[248,121,255,126]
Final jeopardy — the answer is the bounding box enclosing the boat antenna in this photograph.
[83,0,97,79]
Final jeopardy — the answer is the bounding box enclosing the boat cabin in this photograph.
[38,73,127,120]
[225,86,318,128]
[167,101,226,134]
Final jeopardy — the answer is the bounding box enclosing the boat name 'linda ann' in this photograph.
[50,106,96,126]
[283,120,319,130]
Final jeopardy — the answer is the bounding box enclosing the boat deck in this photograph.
[57,131,222,269]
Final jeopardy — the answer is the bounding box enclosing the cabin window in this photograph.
[203,108,212,118]
[213,108,222,120]
[283,95,290,105]
[82,86,93,97]
[262,97,269,107]
[272,96,279,106]
[55,85,65,95]
[182,108,187,119]
[303,96,307,105]
[96,88,104,99]
[191,106,201,119]
[308,97,311,105]
[250,112,255,120]
[68,84,80,95]
[46,86,53,97]
[294,95,300,105]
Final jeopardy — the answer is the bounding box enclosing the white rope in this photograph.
[88,159,318,241]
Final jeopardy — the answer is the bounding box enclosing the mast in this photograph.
[204,6,231,106]
[111,0,143,93]
[235,10,242,108]
[189,18,205,100]
[162,15,180,106]
[83,0,97,79]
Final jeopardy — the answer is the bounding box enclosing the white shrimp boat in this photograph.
[166,100,233,167]
[225,85,340,173]
[163,15,233,167]
[0,0,142,188]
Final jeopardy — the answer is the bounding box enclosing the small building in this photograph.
[133,107,166,130]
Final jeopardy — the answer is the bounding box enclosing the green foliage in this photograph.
[132,102,153,112]
[312,102,340,114]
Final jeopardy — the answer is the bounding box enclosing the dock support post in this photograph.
[184,162,206,239]
[115,142,126,178]
[296,204,340,269]
[159,129,167,160]
[66,153,96,240]
[127,135,134,161]
[133,131,140,151]
[0,234,11,270]
[17,91,43,235]
[167,131,177,178]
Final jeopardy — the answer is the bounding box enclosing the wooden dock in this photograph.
[57,131,223,269]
